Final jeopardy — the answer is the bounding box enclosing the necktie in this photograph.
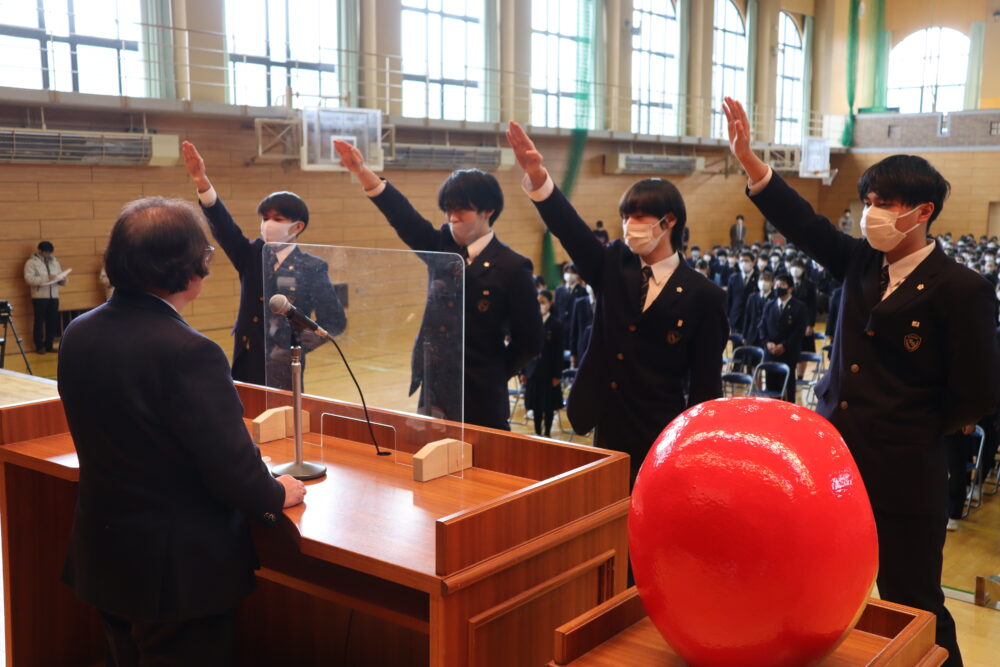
[639,266,653,309]
[879,264,890,297]
[458,246,470,263]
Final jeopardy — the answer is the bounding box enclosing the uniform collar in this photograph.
[641,250,680,287]
[884,239,936,292]
[466,230,495,264]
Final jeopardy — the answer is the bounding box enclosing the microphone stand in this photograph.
[272,328,327,480]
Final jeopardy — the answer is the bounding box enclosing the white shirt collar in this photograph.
[641,251,681,286]
[147,292,178,313]
[884,240,936,292]
[458,229,495,264]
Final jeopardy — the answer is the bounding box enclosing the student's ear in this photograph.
[292,221,307,236]
[915,202,935,225]
[480,209,495,224]
[661,213,677,230]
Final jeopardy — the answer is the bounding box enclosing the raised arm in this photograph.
[182,141,254,273]
[506,121,606,288]
[334,139,442,252]
[722,98,860,281]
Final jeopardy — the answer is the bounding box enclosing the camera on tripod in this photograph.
[0,300,12,317]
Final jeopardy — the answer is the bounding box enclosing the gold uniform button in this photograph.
[483,261,490,268]
[447,301,454,307]
[628,325,637,332]
[610,381,618,389]
[263,512,276,522]
[850,364,859,373]
[866,330,875,337]
[840,401,849,409]
[241,335,248,342]
[439,325,447,333]
[616,353,624,360]
[259,296,264,302]
[252,316,259,323]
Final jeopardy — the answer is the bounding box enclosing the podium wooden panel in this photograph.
[548,588,948,666]
[0,384,630,666]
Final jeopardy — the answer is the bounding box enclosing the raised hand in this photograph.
[722,97,768,183]
[181,140,211,192]
[505,121,547,190]
[332,139,365,173]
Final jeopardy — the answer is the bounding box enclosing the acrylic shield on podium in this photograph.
[261,242,467,476]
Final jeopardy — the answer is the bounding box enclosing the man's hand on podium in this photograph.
[278,474,306,507]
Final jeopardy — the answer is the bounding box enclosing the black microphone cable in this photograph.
[323,333,392,457]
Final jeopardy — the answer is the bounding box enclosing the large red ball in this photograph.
[629,397,878,667]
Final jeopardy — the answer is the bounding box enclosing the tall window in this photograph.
[531,0,597,129]
[226,0,340,108]
[887,27,969,114]
[401,0,486,122]
[710,0,747,138]
[0,0,143,96]
[774,12,803,145]
[631,0,680,136]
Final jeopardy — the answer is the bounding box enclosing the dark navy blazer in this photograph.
[530,183,729,469]
[370,181,542,430]
[58,291,285,620]
[200,196,346,388]
[750,173,1000,514]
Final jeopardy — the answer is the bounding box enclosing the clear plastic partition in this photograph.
[262,242,465,474]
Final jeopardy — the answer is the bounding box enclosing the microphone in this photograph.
[269,294,329,338]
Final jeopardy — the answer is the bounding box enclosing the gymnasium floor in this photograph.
[1,329,998,664]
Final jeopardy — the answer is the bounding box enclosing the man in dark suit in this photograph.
[182,142,346,389]
[725,96,1000,666]
[726,250,758,335]
[729,214,748,249]
[759,273,807,402]
[58,197,305,665]
[789,257,818,379]
[507,121,729,483]
[334,140,542,431]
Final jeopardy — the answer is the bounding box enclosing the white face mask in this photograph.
[860,205,922,252]
[756,260,768,270]
[623,218,666,256]
[261,220,300,244]
[564,272,578,286]
[790,267,803,279]
[739,261,753,273]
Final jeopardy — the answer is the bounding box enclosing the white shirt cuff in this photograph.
[747,167,773,196]
[365,180,387,197]
[521,171,555,202]
[198,186,218,207]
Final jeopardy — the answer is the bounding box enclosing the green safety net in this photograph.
[871,0,888,110]
[841,0,860,146]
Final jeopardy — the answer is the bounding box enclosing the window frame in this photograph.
[630,0,680,136]
[774,11,804,145]
[710,0,748,139]
[530,0,598,130]
[886,26,970,114]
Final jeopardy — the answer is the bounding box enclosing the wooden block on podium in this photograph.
[413,438,472,482]
[252,407,288,444]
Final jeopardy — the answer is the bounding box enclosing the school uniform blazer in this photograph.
[742,291,776,347]
[530,184,728,459]
[569,295,595,360]
[759,296,808,365]
[200,196,346,385]
[749,173,1000,515]
[58,291,285,621]
[370,181,542,430]
[726,269,758,331]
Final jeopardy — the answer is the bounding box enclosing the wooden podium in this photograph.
[0,384,630,666]
[548,588,948,666]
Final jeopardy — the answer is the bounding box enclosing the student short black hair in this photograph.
[105,197,211,294]
[695,259,710,270]
[717,249,728,257]
[258,191,309,227]
[596,220,604,228]
[857,155,950,226]
[438,169,504,225]
[740,251,754,261]
[538,289,553,302]
[775,273,793,287]
[760,269,775,281]
[618,178,687,251]
[533,274,547,289]
[564,262,577,273]
[790,259,806,268]
[37,241,53,252]
[736,214,745,221]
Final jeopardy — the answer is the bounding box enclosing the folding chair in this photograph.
[796,351,824,407]
[723,346,764,397]
[508,375,526,426]
[749,361,791,400]
[723,333,745,367]
[963,426,986,517]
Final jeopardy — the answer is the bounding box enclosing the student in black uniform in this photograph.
[181,141,346,389]
[568,286,595,367]
[742,268,776,348]
[759,273,807,402]
[507,121,729,483]
[789,257,818,379]
[554,263,588,335]
[724,96,1000,667]
[726,250,758,334]
[524,290,564,438]
[333,139,542,431]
